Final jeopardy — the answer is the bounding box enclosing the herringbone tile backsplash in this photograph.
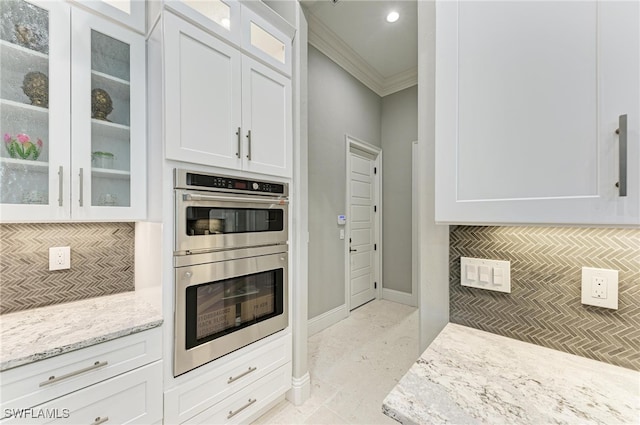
[0,223,134,314]
[450,226,640,371]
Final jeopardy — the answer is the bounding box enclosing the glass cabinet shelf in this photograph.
[0,38,48,61]
[91,70,130,93]
[91,167,130,179]
[0,156,48,171]
[91,118,130,136]
[0,98,47,117]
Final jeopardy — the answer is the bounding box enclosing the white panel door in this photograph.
[241,56,291,177]
[349,151,375,310]
[164,12,242,170]
[435,1,639,225]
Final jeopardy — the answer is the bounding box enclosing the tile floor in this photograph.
[253,299,419,424]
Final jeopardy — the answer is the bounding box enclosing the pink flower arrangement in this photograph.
[4,133,43,160]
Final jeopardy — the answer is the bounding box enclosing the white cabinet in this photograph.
[68,0,146,33]
[0,328,162,424]
[165,0,292,76]
[0,0,146,222]
[241,56,292,177]
[435,1,639,225]
[164,333,291,424]
[160,6,292,178]
[164,12,242,170]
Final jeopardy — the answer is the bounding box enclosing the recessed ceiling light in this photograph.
[386,11,399,23]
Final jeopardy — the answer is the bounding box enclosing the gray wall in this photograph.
[381,86,418,294]
[308,45,382,319]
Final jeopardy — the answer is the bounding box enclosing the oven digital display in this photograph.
[234,181,247,189]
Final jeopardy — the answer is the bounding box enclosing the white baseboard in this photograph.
[307,304,349,336]
[382,288,417,307]
[286,372,311,406]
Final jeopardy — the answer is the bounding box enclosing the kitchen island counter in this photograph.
[382,323,639,424]
[0,291,162,371]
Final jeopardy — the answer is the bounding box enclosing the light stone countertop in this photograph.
[383,323,640,425]
[0,292,162,372]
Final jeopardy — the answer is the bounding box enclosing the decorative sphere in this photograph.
[91,88,113,121]
[22,71,49,108]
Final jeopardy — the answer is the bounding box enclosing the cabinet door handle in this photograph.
[58,166,63,207]
[615,114,628,197]
[79,168,84,207]
[246,130,252,160]
[227,399,256,419]
[236,127,241,158]
[90,417,109,425]
[227,366,257,384]
[39,361,108,387]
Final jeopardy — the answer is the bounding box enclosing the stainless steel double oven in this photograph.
[173,169,289,376]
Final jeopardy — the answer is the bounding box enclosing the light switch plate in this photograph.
[581,267,618,309]
[461,257,511,293]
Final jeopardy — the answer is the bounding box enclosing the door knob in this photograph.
[349,248,357,253]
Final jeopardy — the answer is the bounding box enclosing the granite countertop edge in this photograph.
[0,292,163,372]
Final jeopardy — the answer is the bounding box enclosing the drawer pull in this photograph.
[227,398,256,419]
[39,361,108,387]
[91,417,109,425]
[228,366,257,384]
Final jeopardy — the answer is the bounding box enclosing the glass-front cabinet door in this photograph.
[68,0,146,33]
[165,0,241,45]
[71,8,145,220]
[0,0,70,221]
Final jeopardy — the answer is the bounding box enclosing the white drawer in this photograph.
[186,362,292,425]
[164,333,291,424]
[1,327,162,413]
[1,361,163,424]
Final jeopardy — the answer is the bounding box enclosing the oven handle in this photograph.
[183,193,289,205]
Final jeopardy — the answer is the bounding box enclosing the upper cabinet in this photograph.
[157,1,293,178]
[165,0,241,45]
[68,0,146,33]
[0,0,146,222]
[165,0,292,76]
[435,1,639,225]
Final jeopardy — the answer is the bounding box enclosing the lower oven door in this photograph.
[174,250,288,377]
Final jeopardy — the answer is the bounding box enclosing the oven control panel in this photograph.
[177,170,287,196]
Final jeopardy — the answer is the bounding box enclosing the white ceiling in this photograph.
[301,0,418,97]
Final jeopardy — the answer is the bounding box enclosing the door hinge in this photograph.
[374,243,377,251]
[374,205,377,212]
[374,167,377,174]
[374,282,377,289]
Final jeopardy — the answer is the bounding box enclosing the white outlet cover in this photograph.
[581,267,618,310]
[49,246,71,271]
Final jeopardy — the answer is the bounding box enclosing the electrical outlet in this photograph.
[49,246,70,271]
[591,277,607,299]
[582,267,618,309]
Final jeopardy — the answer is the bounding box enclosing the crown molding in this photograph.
[307,12,417,97]
[380,67,418,97]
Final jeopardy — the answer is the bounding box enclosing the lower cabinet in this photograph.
[0,328,162,424]
[164,332,292,424]
[2,362,163,424]
[187,363,292,424]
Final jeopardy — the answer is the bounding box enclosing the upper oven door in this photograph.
[175,189,288,254]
